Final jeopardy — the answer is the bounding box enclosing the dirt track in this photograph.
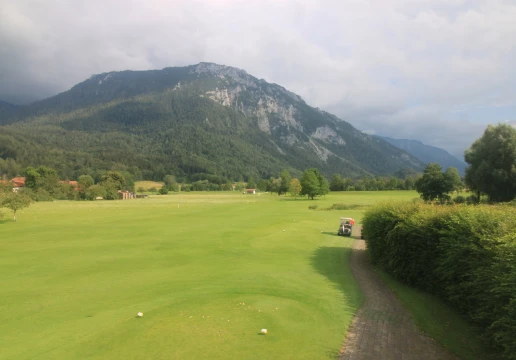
[338,228,456,360]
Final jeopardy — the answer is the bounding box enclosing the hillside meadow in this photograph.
[1,191,417,359]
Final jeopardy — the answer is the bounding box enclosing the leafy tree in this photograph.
[256,179,268,192]
[415,163,454,203]
[103,180,120,200]
[23,166,61,197]
[266,177,280,193]
[444,167,464,194]
[2,192,32,221]
[86,184,107,200]
[300,170,319,199]
[246,176,256,189]
[317,170,330,196]
[300,168,328,199]
[223,180,233,191]
[278,170,292,195]
[24,167,40,189]
[100,171,126,191]
[159,186,169,195]
[78,175,94,191]
[289,178,301,198]
[330,174,345,191]
[465,124,516,202]
[120,171,135,191]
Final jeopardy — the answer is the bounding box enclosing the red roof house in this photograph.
[11,177,26,188]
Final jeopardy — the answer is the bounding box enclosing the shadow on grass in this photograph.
[310,246,361,305]
[321,231,340,237]
[278,197,317,201]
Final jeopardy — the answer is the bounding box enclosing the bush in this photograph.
[325,203,367,211]
[159,187,169,195]
[362,203,516,358]
[453,195,466,204]
[308,204,318,210]
[149,187,157,193]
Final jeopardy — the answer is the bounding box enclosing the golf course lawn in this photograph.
[1,191,417,359]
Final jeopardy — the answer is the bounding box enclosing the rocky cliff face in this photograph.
[186,63,421,170]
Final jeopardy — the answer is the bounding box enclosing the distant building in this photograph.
[118,190,135,200]
[60,180,80,191]
[11,177,26,192]
[245,188,256,194]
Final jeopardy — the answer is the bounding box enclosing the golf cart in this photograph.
[338,217,354,237]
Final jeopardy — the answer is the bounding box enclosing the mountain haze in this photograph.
[0,63,423,181]
[378,136,466,175]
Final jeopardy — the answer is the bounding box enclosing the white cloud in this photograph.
[0,0,515,156]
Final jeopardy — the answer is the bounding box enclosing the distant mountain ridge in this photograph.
[377,136,466,175]
[0,63,424,180]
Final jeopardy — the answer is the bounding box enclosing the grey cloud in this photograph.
[0,0,515,157]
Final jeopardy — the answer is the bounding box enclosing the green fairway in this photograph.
[1,191,417,359]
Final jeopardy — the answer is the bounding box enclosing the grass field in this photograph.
[1,191,419,359]
[134,180,164,190]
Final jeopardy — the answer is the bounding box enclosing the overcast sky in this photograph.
[1,0,515,158]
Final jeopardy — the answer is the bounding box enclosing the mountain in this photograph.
[0,63,424,181]
[0,100,17,115]
[377,136,466,175]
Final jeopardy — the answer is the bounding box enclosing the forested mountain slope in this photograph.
[0,63,423,180]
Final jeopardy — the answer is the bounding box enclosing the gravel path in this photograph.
[338,228,457,360]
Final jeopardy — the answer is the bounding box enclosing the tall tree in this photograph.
[24,167,40,189]
[415,163,454,203]
[246,176,256,189]
[299,168,328,200]
[444,167,464,194]
[465,124,516,202]
[317,170,330,196]
[330,174,345,191]
[2,192,32,221]
[256,179,268,192]
[300,170,320,200]
[100,171,126,191]
[288,178,302,198]
[278,170,292,195]
[78,175,94,191]
[266,177,279,193]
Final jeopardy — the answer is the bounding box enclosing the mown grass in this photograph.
[375,268,491,360]
[3,191,416,360]
[7,189,483,360]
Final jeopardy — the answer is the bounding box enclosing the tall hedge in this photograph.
[362,203,516,359]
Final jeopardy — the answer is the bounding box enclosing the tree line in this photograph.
[414,124,516,204]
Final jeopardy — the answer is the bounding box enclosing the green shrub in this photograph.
[325,203,366,211]
[363,203,516,359]
[453,195,466,204]
[308,204,318,210]
[159,187,169,195]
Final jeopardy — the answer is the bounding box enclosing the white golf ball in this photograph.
[261,329,267,335]
[137,312,143,317]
